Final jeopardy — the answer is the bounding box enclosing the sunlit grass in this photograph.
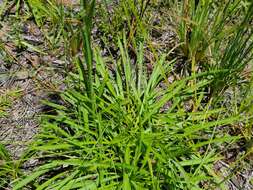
[13,39,241,189]
[0,0,252,189]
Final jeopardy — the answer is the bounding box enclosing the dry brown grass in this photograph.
[54,0,79,7]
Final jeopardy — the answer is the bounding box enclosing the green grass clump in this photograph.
[171,0,253,94]
[13,27,241,189]
[0,143,21,188]
[211,1,253,96]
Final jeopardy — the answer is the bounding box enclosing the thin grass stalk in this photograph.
[81,0,96,111]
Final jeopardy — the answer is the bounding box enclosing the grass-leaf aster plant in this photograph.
[0,0,250,189]
[12,1,242,189]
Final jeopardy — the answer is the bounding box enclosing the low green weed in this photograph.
[0,143,21,188]
[0,88,22,118]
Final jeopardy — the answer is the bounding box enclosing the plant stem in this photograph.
[82,0,96,112]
